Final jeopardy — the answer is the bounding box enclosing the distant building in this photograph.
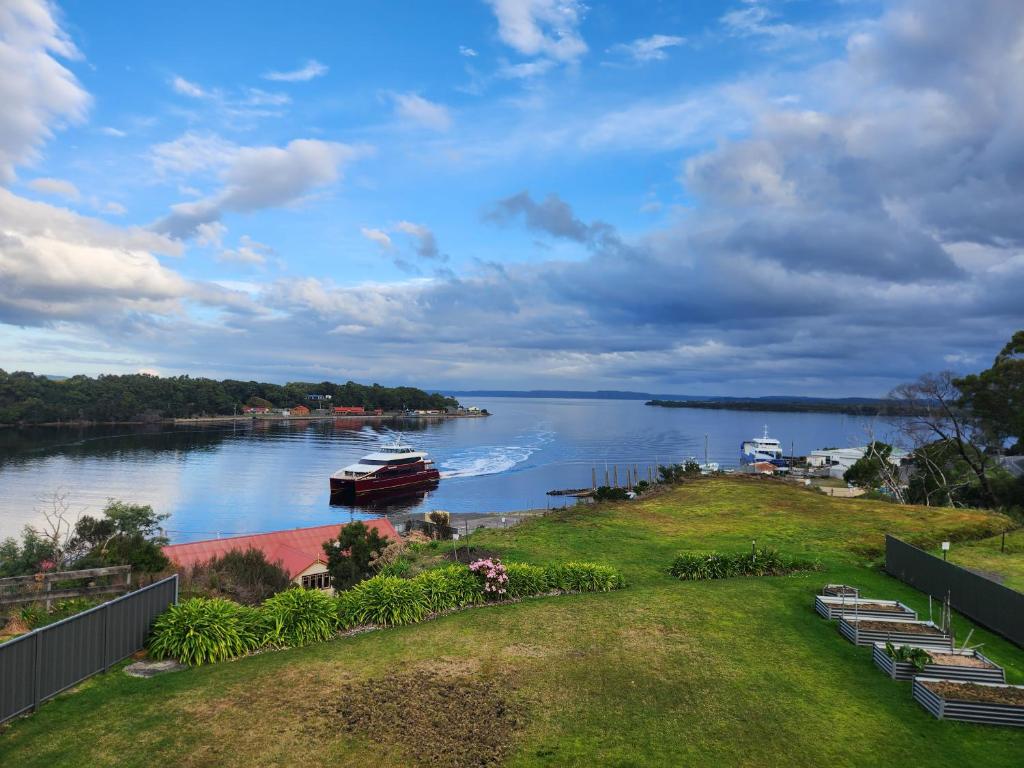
[291,405,310,416]
[162,520,399,592]
[242,405,270,414]
[334,405,365,415]
[807,446,909,479]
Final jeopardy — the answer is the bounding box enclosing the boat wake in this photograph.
[440,429,554,479]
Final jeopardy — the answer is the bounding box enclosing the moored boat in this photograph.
[740,425,788,468]
[329,442,440,496]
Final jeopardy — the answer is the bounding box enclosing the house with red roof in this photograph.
[162,519,398,592]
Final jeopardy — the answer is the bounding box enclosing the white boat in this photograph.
[740,425,788,468]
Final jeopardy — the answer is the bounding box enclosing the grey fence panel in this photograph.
[885,535,1024,648]
[0,574,177,724]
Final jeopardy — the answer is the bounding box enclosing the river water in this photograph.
[0,398,896,542]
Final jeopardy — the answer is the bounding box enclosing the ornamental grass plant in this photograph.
[148,597,263,666]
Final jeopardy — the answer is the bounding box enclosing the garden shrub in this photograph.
[185,547,292,604]
[412,564,482,613]
[261,587,339,647]
[348,575,429,626]
[504,562,551,598]
[547,562,625,592]
[669,549,819,581]
[376,558,412,578]
[148,597,263,665]
[469,558,509,598]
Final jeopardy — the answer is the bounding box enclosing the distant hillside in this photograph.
[444,389,927,415]
[645,399,924,416]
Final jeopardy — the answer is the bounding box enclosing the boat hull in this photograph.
[329,468,441,496]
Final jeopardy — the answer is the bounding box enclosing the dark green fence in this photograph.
[0,574,177,724]
[885,535,1024,648]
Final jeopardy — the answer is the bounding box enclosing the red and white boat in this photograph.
[329,442,440,496]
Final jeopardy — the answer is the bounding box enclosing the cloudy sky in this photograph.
[1,0,1022,396]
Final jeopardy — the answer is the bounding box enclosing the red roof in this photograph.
[163,519,398,579]
[751,461,778,473]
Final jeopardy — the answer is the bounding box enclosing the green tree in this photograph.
[844,442,892,488]
[323,521,390,590]
[72,500,170,572]
[955,330,1024,454]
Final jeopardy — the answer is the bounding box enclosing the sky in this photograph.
[0,0,1022,397]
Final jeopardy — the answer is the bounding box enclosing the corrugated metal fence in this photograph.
[0,574,177,724]
[885,535,1024,648]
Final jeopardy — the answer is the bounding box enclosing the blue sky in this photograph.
[1,0,1022,395]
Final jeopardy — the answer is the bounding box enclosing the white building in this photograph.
[807,446,909,479]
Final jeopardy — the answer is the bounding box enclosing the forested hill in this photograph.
[0,370,457,425]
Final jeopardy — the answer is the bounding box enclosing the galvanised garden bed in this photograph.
[913,677,1024,727]
[838,616,953,650]
[821,584,859,598]
[872,643,1005,683]
[814,595,916,621]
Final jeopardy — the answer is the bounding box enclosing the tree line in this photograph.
[0,370,458,424]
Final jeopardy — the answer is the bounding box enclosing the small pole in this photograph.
[592,467,597,490]
[613,466,618,488]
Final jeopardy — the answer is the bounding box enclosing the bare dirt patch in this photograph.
[924,680,1024,706]
[310,669,525,767]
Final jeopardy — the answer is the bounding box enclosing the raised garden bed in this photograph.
[814,595,916,621]
[821,584,859,598]
[838,616,953,649]
[872,643,1005,683]
[913,677,1024,727]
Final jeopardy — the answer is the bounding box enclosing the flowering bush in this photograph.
[468,557,509,598]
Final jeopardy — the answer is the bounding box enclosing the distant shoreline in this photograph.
[644,399,924,416]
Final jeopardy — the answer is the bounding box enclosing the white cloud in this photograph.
[262,59,328,82]
[0,0,90,183]
[609,34,686,63]
[100,126,127,138]
[150,132,239,175]
[101,201,126,215]
[170,75,210,99]
[459,45,479,57]
[218,235,272,265]
[27,176,80,200]
[153,139,368,238]
[361,227,393,250]
[497,59,557,79]
[485,0,588,62]
[391,92,452,131]
[196,221,227,248]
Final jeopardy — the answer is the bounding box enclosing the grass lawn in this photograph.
[2,476,1023,767]
[944,529,1024,592]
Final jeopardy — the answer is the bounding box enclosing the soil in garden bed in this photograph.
[311,669,524,767]
[928,653,997,669]
[923,680,1024,706]
[855,620,944,635]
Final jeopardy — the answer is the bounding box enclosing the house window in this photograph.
[301,572,333,590]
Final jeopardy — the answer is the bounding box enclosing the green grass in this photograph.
[2,476,1022,767]
[944,528,1024,592]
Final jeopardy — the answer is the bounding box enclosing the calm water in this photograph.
[0,398,895,542]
